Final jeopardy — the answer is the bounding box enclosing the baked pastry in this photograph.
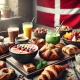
[62,44,80,55]
[0,42,14,55]
[55,43,65,49]
[23,63,36,72]
[39,43,55,53]
[0,68,16,80]
[0,61,6,70]
[31,37,45,49]
[38,65,65,80]
[39,48,62,61]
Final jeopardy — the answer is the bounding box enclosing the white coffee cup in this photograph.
[75,53,80,64]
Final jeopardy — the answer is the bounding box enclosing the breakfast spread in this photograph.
[62,44,80,55]
[10,44,38,54]
[38,64,66,80]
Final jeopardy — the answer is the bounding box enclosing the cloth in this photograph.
[36,0,80,28]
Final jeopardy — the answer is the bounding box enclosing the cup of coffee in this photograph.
[22,22,33,39]
[8,27,19,42]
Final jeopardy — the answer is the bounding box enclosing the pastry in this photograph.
[38,65,65,80]
[62,44,80,55]
[23,63,36,72]
[0,61,6,70]
[0,42,14,55]
[39,43,55,53]
[55,43,65,49]
[0,68,16,80]
[32,37,45,49]
[39,48,62,61]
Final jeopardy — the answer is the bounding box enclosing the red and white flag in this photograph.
[36,0,80,28]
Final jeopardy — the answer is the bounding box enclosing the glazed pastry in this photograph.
[39,48,62,60]
[55,43,65,49]
[62,44,80,55]
[32,37,45,49]
[0,61,6,70]
[23,63,36,72]
[38,65,65,80]
[0,68,16,80]
[0,42,14,55]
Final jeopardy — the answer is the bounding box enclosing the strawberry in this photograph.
[29,50,34,53]
[25,49,29,52]
[21,48,25,51]
[13,45,17,48]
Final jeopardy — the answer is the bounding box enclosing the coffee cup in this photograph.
[8,27,19,42]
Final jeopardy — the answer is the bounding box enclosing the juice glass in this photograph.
[22,22,33,39]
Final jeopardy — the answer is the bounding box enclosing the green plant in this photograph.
[2,5,11,11]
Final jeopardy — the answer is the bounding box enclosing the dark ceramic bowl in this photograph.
[62,36,80,48]
[60,29,72,37]
[15,36,28,44]
[33,32,47,39]
[9,44,38,63]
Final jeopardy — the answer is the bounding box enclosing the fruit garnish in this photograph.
[21,48,25,51]
[72,35,77,41]
[29,50,34,53]
[25,49,29,52]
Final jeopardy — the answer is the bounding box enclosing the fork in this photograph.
[68,60,80,80]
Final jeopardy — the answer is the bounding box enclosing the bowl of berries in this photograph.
[62,31,80,47]
[33,28,47,39]
[9,44,38,63]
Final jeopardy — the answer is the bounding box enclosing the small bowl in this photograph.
[15,36,28,44]
[33,32,47,39]
[75,53,80,64]
[62,36,80,48]
[9,44,38,63]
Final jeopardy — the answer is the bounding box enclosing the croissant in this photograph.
[39,48,62,61]
[38,65,66,80]
[62,44,80,55]
[0,42,14,55]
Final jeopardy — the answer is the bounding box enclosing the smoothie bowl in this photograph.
[9,44,38,63]
[45,32,60,44]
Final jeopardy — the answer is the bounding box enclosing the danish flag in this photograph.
[36,0,80,28]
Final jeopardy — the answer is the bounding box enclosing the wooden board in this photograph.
[0,53,10,60]
[6,52,75,79]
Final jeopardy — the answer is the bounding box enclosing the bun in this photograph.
[38,65,65,80]
[39,48,62,61]
[62,44,80,55]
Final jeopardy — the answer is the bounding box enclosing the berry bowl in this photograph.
[9,44,38,63]
[33,28,47,39]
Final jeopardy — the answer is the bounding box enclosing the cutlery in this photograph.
[68,60,80,80]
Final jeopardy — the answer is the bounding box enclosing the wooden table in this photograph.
[1,27,80,80]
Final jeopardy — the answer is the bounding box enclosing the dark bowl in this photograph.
[62,36,80,48]
[15,36,28,44]
[33,32,47,39]
[60,29,72,37]
[9,44,38,63]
